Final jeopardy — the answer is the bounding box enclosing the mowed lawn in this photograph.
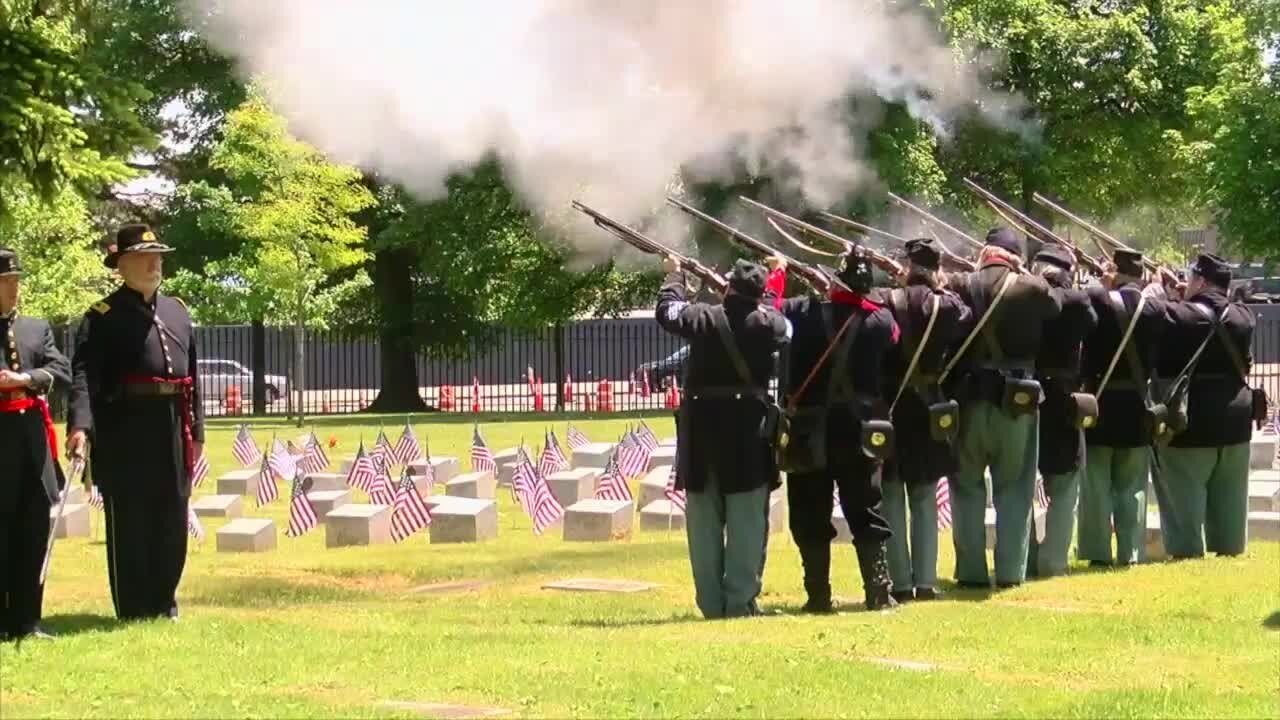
[2,412,1278,719]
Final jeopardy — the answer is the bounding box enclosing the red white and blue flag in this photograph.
[566,424,590,450]
[303,431,330,473]
[345,442,377,493]
[663,458,686,512]
[256,450,278,507]
[471,426,496,474]
[615,430,650,479]
[1034,476,1049,509]
[513,448,563,535]
[594,454,633,503]
[391,468,433,542]
[537,431,569,478]
[286,471,319,537]
[635,421,660,451]
[192,451,210,488]
[368,455,395,506]
[371,429,394,468]
[186,504,205,542]
[393,421,423,465]
[267,437,296,482]
[936,478,953,530]
[548,430,570,468]
[232,424,260,467]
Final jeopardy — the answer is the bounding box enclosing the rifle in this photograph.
[571,201,728,292]
[820,211,977,272]
[962,179,1107,276]
[737,197,906,278]
[665,196,839,293]
[1032,193,1177,282]
[886,192,984,251]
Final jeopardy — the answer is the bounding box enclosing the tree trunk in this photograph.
[370,244,428,413]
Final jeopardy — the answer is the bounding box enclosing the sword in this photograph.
[41,457,86,586]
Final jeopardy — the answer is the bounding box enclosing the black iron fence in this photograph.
[47,305,1280,419]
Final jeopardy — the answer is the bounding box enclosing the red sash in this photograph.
[121,375,195,477]
[0,394,59,463]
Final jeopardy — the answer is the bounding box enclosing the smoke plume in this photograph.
[187,0,1019,253]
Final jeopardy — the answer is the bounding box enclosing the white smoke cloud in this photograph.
[186,0,1019,254]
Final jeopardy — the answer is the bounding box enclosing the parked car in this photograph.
[197,359,288,402]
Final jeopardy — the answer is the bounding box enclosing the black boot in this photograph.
[797,543,834,613]
[855,540,899,612]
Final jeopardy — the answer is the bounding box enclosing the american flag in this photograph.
[936,478,953,530]
[256,450,279,507]
[267,437,296,481]
[471,426,496,473]
[548,430,570,468]
[87,485,104,511]
[345,442,377,493]
[663,459,686,512]
[303,431,330,473]
[566,423,590,450]
[393,421,423,465]
[1034,476,1049,508]
[635,421,660,451]
[191,452,210,488]
[511,447,563,534]
[368,455,395,506]
[615,431,650,479]
[537,432,569,478]
[232,424,261,467]
[372,429,394,468]
[416,441,436,491]
[391,468,433,542]
[286,471,320,537]
[594,454,633,503]
[287,439,304,457]
[511,448,539,518]
[186,504,205,542]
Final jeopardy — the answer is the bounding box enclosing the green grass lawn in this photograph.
[3,413,1278,719]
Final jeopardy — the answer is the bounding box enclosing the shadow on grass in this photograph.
[1263,611,1280,631]
[185,577,370,608]
[41,613,120,637]
[567,613,706,629]
[206,409,674,430]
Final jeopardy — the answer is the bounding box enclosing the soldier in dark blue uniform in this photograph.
[1027,245,1097,577]
[66,226,204,622]
[880,239,971,602]
[769,251,901,611]
[656,258,790,619]
[0,248,71,641]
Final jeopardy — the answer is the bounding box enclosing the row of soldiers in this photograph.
[656,226,1257,617]
[1,226,200,641]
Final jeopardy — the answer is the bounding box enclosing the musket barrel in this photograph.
[818,212,906,243]
[886,192,983,250]
[1032,193,1124,248]
[738,196,853,251]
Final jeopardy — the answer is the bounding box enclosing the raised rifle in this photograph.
[962,178,1107,276]
[737,197,906,278]
[572,201,728,292]
[665,196,840,293]
[819,211,977,272]
[886,192,984,251]
[1032,193,1178,283]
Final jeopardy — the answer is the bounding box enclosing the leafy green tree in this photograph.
[166,92,374,424]
[1173,1,1278,255]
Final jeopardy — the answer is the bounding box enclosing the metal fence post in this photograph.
[554,322,565,412]
[252,319,267,415]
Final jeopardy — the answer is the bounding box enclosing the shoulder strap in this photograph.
[1210,305,1250,381]
[1171,303,1230,385]
[889,293,939,412]
[711,307,754,386]
[785,305,858,414]
[1095,290,1148,396]
[939,271,1015,384]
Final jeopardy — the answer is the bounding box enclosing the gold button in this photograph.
[938,414,953,428]
[870,432,886,446]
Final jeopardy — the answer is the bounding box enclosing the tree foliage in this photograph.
[165,92,374,329]
[0,181,114,322]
